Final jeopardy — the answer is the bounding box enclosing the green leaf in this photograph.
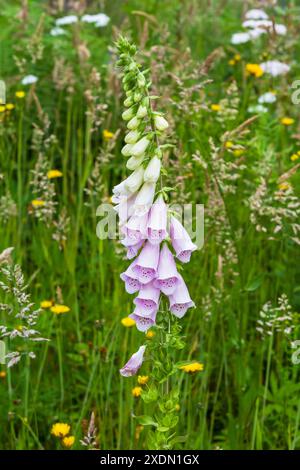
[135,415,158,427]
[244,275,264,292]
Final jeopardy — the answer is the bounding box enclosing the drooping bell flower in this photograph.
[114,193,136,223]
[121,212,148,245]
[124,166,144,194]
[133,182,156,216]
[153,243,180,295]
[134,282,160,315]
[112,180,130,202]
[144,155,161,183]
[170,215,197,263]
[124,240,144,259]
[147,195,167,245]
[133,241,160,284]
[129,310,157,332]
[120,345,146,377]
[168,274,195,318]
[120,259,141,294]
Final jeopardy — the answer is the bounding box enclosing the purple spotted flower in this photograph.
[129,310,157,332]
[153,243,180,295]
[121,212,148,245]
[133,241,160,284]
[168,274,195,318]
[120,345,146,377]
[170,216,197,263]
[134,282,160,315]
[120,259,141,294]
[124,240,144,259]
[147,195,167,245]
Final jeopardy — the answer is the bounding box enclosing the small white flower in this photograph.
[243,19,272,29]
[21,75,38,85]
[248,104,268,113]
[50,26,66,36]
[55,15,78,26]
[249,28,266,39]
[258,92,276,104]
[231,32,251,44]
[81,13,110,27]
[260,60,290,77]
[245,9,269,20]
[274,24,287,35]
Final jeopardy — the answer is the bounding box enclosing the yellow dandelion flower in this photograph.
[6,103,15,111]
[132,386,142,397]
[0,105,5,113]
[40,300,53,309]
[246,63,264,78]
[211,104,221,112]
[137,375,149,385]
[234,54,241,62]
[47,169,63,179]
[297,151,300,156]
[0,371,7,379]
[62,435,75,448]
[281,117,294,126]
[233,149,244,157]
[278,182,291,191]
[50,304,70,315]
[290,154,299,162]
[225,141,234,149]
[31,199,45,207]
[228,59,235,66]
[180,362,204,373]
[145,330,155,339]
[103,129,114,141]
[51,423,70,438]
[121,317,136,327]
[15,91,26,99]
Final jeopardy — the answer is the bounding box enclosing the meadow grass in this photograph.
[0,0,300,450]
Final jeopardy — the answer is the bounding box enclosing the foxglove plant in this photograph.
[113,37,198,449]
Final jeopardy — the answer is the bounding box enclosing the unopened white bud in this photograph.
[137,105,148,118]
[122,107,135,121]
[127,116,140,130]
[121,144,134,157]
[154,115,169,131]
[144,155,161,183]
[126,154,145,171]
[131,136,150,157]
[125,130,140,144]
[124,96,133,107]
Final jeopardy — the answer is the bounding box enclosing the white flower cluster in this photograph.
[51,12,110,36]
[231,8,287,45]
